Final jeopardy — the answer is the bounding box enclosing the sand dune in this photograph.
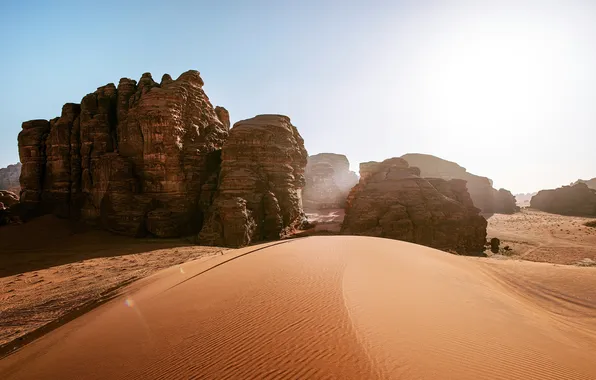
[1,236,595,379]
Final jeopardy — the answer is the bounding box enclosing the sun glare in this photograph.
[415,16,570,134]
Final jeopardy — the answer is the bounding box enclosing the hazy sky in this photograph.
[1,0,595,193]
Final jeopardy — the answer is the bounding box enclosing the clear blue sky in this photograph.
[1,0,595,193]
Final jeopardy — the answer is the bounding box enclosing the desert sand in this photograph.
[487,209,596,265]
[1,236,595,380]
[0,216,226,352]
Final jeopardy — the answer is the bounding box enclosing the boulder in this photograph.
[0,163,21,193]
[530,183,596,216]
[199,115,308,247]
[401,153,517,214]
[302,153,358,210]
[341,157,487,255]
[17,70,229,237]
[0,190,19,208]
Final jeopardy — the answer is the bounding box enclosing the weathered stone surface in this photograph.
[199,115,308,247]
[493,188,519,214]
[18,120,50,207]
[401,153,517,214]
[341,157,487,255]
[303,153,358,210]
[0,163,21,194]
[0,190,19,208]
[214,106,230,130]
[531,183,596,216]
[17,70,228,237]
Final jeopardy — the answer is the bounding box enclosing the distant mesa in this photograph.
[341,157,487,255]
[0,162,21,194]
[573,177,596,190]
[302,153,358,210]
[401,153,518,214]
[514,192,536,207]
[530,183,596,216]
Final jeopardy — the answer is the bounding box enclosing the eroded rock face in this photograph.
[493,188,519,214]
[531,183,596,216]
[0,163,21,194]
[341,157,487,255]
[401,153,517,214]
[199,115,308,247]
[302,153,358,210]
[17,70,228,237]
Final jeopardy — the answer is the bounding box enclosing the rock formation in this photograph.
[198,115,308,247]
[341,158,487,255]
[17,70,229,236]
[0,190,19,208]
[0,163,21,194]
[302,153,358,210]
[574,178,596,190]
[530,183,596,216]
[493,188,518,214]
[401,153,518,214]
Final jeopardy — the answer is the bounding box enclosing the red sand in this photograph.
[1,236,595,379]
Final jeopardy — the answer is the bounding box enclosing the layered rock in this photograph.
[0,163,21,194]
[341,157,487,255]
[302,153,358,210]
[17,70,228,236]
[530,183,596,216]
[199,115,308,247]
[401,153,517,214]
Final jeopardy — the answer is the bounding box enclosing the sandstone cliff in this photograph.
[341,157,487,255]
[17,70,229,237]
[198,115,307,247]
[0,163,21,194]
[531,183,596,216]
[401,153,517,214]
[302,153,358,210]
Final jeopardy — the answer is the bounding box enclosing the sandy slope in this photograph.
[1,236,595,379]
[0,216,226,349]
[487,209,596,264]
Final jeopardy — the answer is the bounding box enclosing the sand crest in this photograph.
[1,236,595,379]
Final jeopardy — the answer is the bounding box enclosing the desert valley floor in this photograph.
[1,210,595,379]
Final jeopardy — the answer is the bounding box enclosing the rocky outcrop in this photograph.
[341,157,487,255]
[493,188,518,214]
[198,115,308,247]
[0,163,21,194]
[17,70,229,236]
[574,178,596,190]
[0,190,19,208]
[530,183,596,216]
[401,153,517,214]
[302,153,358,210]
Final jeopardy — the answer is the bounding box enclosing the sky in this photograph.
[1,0,595,194]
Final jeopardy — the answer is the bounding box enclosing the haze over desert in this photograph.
[1,1,596,379]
